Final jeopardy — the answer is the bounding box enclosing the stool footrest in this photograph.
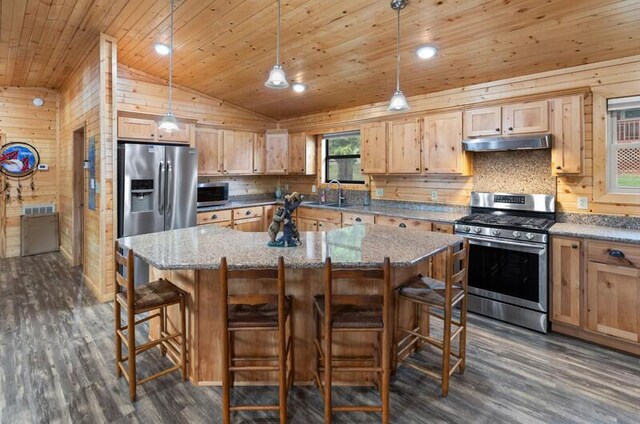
[229,405,280,412]
[229,365,279,372]
[138,364,181,386]
[333,405,382,413]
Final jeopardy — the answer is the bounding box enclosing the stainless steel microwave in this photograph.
[197,182,229,207]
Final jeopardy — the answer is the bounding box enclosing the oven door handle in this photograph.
[464,235,546,251]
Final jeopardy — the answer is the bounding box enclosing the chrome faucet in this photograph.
[327,179,346,208]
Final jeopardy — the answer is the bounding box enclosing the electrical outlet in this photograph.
[431,190,438,201]
[375,188,384,197]
[577,196,589,210]
[311,184,317,193]
[284,184,289,191]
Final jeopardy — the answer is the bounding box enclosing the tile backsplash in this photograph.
[472,150,556,195]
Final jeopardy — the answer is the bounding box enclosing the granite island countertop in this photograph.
[198,197,466,224]
[118,224,463,270]
[549,223,640,245]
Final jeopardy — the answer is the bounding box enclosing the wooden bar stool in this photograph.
[113,241,187,401]
[394,239,469,397]
[313,257,392,424]
[220,256,294,424]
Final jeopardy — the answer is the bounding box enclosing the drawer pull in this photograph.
[495,128,500,132]
[211,214,218,219]
[245,210,252,216]
[399,223,407,228]
[355,217,362,222]
[608,249,625,258]
[571,244,578,249]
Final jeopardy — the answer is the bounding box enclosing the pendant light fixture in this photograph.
[388,0,410,112]
[265,0,289,89]
[158,0,179,132]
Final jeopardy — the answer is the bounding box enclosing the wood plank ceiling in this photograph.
[2,0,640,119]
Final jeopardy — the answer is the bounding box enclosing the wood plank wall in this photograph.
[0,87,59,258]
[117,65,277,132]
[59,42,102,290]
[281,55,640,216]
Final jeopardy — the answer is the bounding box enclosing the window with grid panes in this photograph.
[324,131,364,184]
[607,96,640,193]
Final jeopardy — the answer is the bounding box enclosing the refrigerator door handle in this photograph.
[158,160,165,214]
[166,160,174,216]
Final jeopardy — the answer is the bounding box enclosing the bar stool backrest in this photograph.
[448,239,470,289]
[219,256,287,329]
[114,240,135,309]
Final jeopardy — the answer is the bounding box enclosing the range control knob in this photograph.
[463,226,471,233]
[525,233,535,240]
[473,227,482,234]
[512,231,521,238]
[491,229,501,236]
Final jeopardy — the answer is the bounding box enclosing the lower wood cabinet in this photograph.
[317,220,341,231]
[432,223,454,234]
[197,209,232,226]
[233,217,264,232]
[551,236,640,354]
[551,237,582,326]
[375,215,432,231]
[297,217,318,231]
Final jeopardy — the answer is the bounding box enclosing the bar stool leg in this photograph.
[159,307,167,357]
[115,299,122,377]
[381,319,390,423]
[127,308,137,402]
[278,314,287,423]
[287,312,295,390]
[323,319,332,424]
[441,301,452,397]
[222,330,231,424]
[180,296,187,381]
[459,294,468,374]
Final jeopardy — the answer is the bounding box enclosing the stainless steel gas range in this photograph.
[454,192,555,333]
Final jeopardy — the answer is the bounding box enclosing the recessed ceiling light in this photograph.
[32,97,44,107]
[292,83,307,93]
[154,43,171,55]
[416,45,438,60]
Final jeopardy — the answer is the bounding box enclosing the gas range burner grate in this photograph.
[457,213,554,230]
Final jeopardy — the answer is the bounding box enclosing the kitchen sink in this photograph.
[302,201,355,208]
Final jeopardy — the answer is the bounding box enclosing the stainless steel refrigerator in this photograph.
[117,142,197,284]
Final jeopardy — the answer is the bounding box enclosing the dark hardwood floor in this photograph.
[1,253,639,423]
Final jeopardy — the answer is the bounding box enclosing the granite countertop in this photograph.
[550,223,640,245]
[198,197,465,224]
[118,224,463,270]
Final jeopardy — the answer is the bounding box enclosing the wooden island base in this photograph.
[150,260,436,386]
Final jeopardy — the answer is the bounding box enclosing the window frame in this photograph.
[606,106,640,194]
[592,85,640,205]
[323,131,364,184]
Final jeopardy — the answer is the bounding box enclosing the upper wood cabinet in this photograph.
[221,130,254,175]
[253,133,266,174]
[118,117,157,141]
[502,101,549,134]
[387,117,421,174]
[195,127,223,175]
[463,107,502,138]
[265,132,288,174]
[422,111,471,175]
[361,122,388,174]
[551,95,584,175]
[551,237,582,327]
[157,122,191,143]
[288,132,316,175]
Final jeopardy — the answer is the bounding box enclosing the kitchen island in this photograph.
[118,224,463,385]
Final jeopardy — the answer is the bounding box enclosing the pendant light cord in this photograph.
[276,0,281,65]
[396,6,401,91]
[168,0,174,112]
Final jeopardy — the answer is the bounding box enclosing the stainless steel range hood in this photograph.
[462,133,551,152]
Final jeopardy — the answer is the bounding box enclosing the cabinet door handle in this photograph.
[355,217,362,222]
[212,214,218,219]
[508,127,514,131]
[556,166,562,170]
[608,249,625,258]
[571,244,578,249]
[399,223,407,228]
[495,128,500,132]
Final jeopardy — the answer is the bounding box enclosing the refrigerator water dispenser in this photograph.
[130,179,154,213]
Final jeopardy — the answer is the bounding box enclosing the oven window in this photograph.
[198,186,227,203]
[467,243,540,303]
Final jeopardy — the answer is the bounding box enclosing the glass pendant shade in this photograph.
[388,90,410,112]
[265,64,289,89]
[158,112,179,132]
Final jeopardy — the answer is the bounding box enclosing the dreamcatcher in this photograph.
[0,140,40,205]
